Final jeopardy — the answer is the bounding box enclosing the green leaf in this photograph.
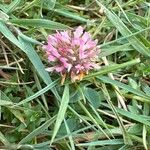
[19,33,42,45]
[36,3,90,23]
[51,84,70,144]
[0,131,10,145]
[128,77,138,89]
[78,100,110,140]
[19,116,56,144]
[76,139,124,146]
[101,84,132,145]
[117,108,150,127]
[98,76,150,100]
[84,58,140,79]
[41,0,56,9]
[126,12,150,26]
[64,119,75,150]
[0,100,13,106]
[95,0,150,57]
[9,108,26,125]
[84,87,101,109]
[0,21,60,101]
[102,103,150,126]
[53,8,90,23]
[5,0,21,14]
[18,37,60,100]
[14,79,59,106]
[10,19,69,30]
[100,43,133,57]
[128,124,142,135]
[0,21,21,47]
[0,91,11,101]
[0,10,9,21]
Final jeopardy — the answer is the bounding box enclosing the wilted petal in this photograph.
[71,71,80,82]
[83,63,92,70]
[67,64,72,72]
[45,67,55,72]
[42,45,47,49]
[90,63,101,69]
[75,64,84,73]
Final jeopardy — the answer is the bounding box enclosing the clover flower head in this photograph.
[43,26,100,83]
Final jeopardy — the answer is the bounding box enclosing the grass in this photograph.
[0,0,150,149]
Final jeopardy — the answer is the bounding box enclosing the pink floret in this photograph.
[43,26,100,82]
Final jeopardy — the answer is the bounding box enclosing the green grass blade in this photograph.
[14,79,59,106]
[100,26,150,48]
[19,116,56,144]
[84,58,140,79]
[117,108,150,126]
[19,33,42,45]
[100,43,133,57]
[10,19,70,30]
[78,100,110,140]
[0,100,13,106]
[76,139,124,147]
[102,103,150,126]
[89,104,114,138]
[50,84,70,145]
[35,3,90,23]
[18,37,60,100]
[95,0,150,57]
[126,12,150,26]
[0,21,21,47]
[64,119,75,150]
[54,8,90,23]
[0,131,10,145]
[143,125,148,150]
[41,0,56,9]
[0,10,9,21]
[68,106,95,128]
[9,108,26,125]
[0,21,60,100]
[98,76,150,100]
[101,84,132,145]
[5,0,21,14]
[0,4,6,12]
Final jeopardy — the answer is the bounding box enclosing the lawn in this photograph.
[0,0,150,149]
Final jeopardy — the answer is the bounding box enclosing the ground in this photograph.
[0,0,150,150]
